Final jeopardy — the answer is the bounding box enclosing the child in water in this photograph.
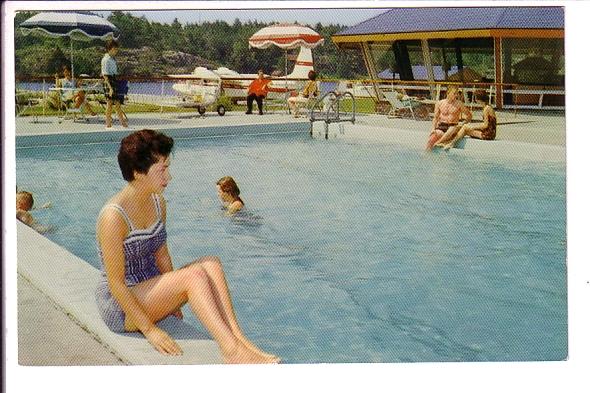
[16,190,52,233]
[16,191,35,226]
[216,176,244,215]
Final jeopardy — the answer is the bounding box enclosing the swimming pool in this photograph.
[16,128,567,363]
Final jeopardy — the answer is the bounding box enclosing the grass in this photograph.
[340,97,376,114]
[16,101,198,117]
[16,95,379,117]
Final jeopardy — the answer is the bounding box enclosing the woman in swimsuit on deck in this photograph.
[95,129,278,363]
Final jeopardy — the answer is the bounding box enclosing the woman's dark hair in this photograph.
[118,129,174,181]
[474,89,489,103]
[105,39,120,51]
[308,70,317,81]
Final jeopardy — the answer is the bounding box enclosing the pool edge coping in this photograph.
[17,221,223,365]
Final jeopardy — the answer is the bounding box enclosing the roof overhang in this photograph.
[332,28,564,47]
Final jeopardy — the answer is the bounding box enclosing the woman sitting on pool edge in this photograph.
[217,176,244,215]
[95,129,278,363]
[434,90,497,150]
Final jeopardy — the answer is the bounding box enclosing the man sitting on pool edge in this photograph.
[426,85,472,150]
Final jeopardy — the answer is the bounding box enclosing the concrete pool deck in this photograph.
[14,109,566,365]
[15,109,565,146]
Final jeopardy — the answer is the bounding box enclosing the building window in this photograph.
[502,38,564,86]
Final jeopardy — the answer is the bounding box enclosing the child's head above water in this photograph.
[216,176,241,202]
[16,191,34,211]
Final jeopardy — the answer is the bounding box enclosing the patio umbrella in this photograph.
[248,24,324,90]
[20,11,120,77]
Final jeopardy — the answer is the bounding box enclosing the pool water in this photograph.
[16,131,567,363]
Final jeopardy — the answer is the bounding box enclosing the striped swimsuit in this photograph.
[95,193,167,332]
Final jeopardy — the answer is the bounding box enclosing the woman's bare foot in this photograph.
[223,342,279,364]
[237,336,280,362]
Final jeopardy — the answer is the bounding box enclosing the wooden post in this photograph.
[494,37,503,109]
[421,39,436,100]
[361,42,384,101]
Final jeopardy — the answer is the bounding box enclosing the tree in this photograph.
[46,45,69,75]
[14,12,361,79]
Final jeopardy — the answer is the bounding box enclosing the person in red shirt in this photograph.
[246,70,270,115]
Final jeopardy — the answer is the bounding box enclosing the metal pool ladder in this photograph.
[309,91,356,139]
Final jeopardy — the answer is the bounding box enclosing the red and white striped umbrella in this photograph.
[248,24,324,50]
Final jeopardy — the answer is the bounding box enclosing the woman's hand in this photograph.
[144,326,183,355]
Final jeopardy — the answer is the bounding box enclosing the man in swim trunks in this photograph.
[426,85,472,150]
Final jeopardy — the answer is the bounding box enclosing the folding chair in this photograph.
[16,91,44,122]
[383,91,422,120]
[60,93,89,123]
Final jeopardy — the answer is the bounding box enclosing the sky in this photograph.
[95,8,386,27]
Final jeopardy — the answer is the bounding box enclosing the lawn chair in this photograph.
[383,90,422,120]
[300,81,326,117]
[16,90,44,122]
[59,91,90,123]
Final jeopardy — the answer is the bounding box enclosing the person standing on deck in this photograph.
[101,40,128,129]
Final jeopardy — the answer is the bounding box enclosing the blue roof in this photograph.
[334,7,564,36]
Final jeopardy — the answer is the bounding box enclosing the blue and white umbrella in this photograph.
[20,11,120,77]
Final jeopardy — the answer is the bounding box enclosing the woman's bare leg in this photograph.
[434,126,459,146]
[129,265,275,363]
[74,92,84,108]
[441,125,466,149]
[464,128,484,140]
[196,256,279,360]
[442,126,485,150]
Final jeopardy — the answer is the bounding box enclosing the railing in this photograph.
[329,78,564,111]
[309,91,356,139]
[15,76,564,116]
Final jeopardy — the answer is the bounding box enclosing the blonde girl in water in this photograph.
[216,176,244,215]
[95,129,278,363]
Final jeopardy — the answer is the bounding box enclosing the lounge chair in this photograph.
[59,92,89,123]
[383,90,423,120]
[16,90,44,122]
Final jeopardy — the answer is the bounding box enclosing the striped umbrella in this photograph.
[20,11,120,77]
[248,23,324,50]
[249,24,324,88]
